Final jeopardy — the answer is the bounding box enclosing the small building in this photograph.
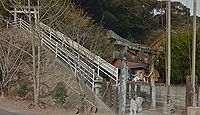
[107,30,165,83]
[110,50,149,83]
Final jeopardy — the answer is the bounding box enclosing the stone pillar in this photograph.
[94,78,101,95]
[134,85,137,98]
[129,83,132,99]
[119,57,128,115]
[119,47,128,115]
[151,77,156,109]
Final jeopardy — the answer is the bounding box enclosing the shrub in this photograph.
[52,82,68,104]
[17,81,28,97]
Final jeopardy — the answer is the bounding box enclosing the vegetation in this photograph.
[17,81,29,97]
[74,0,193,43]
[74,0,200,84]
[1,0,200,85]
[52,82,68,104]
[0,28,31,98]
[158,26,200,84]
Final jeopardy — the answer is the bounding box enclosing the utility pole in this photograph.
[163,1,174,113]
[166,0,171,105]
[192,0,197,107]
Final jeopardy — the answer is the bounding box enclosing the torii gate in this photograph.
[9,5,40,23]
[107,30,159,114]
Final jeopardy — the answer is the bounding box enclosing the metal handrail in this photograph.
[39,22,118,78]
[12,19,119,91]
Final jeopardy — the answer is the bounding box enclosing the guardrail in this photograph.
[12,18,119,91]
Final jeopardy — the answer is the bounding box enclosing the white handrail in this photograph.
[39,22,118,78]
[12,18,119,90]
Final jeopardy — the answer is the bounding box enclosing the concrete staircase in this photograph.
[11,18,119,113]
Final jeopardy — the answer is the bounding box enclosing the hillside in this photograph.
[0,26,114,114]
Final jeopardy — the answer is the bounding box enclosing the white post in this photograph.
[62,37,64,47]
[116,68,119,86]
[41,32,43,47]
[166,0,171,105]
[55,42,58,58]
[49,29,52,40]
[14,8,17,23]
[19,18,22,28]
[92,69,95,92]
[74,64,77,77]
[192,0,197,107]
[97,56,100,76]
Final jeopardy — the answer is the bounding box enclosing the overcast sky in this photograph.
[173,0,200,16]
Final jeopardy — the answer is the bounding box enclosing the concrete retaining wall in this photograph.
[140,84,200,109]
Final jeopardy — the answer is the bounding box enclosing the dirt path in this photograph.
[0,96,185,115]
[0,96,79,115]
[0,96,115,115]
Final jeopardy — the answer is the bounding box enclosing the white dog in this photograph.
[129,97,143,115]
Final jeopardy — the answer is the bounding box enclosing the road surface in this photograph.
[0,109,18,115]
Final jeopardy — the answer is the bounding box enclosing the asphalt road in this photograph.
[0,109,18,115]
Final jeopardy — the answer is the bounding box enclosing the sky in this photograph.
[173,0,200,16]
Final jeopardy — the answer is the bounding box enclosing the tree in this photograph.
[0,28,32,98]
[1,0,115,107]
[39,0,114,59]
[158,25,200,84]
[74,0,193,44]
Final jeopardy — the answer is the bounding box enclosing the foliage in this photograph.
[74,0,193,43]
[17,81,28,97]
[0,0,115,60]
[158,25,200,84]
[52,82,68,104]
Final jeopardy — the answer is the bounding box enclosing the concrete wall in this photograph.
[187,107,200,115]
[140,84,200,109]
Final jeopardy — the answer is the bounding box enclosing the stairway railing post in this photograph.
[97,56,100,76]
[49,28,51,40]
[19,18,22,29]
[62,35,64,47]
[55,42,58,58]
[92,69,95,91]
[41,32,43,47]
[14,8,17,23]
[116,68,119,86]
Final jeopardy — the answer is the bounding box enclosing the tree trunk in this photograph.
[36,15,41,104]
[1,85,4,99]
[28,0,38,104]
[32,35,38,104]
